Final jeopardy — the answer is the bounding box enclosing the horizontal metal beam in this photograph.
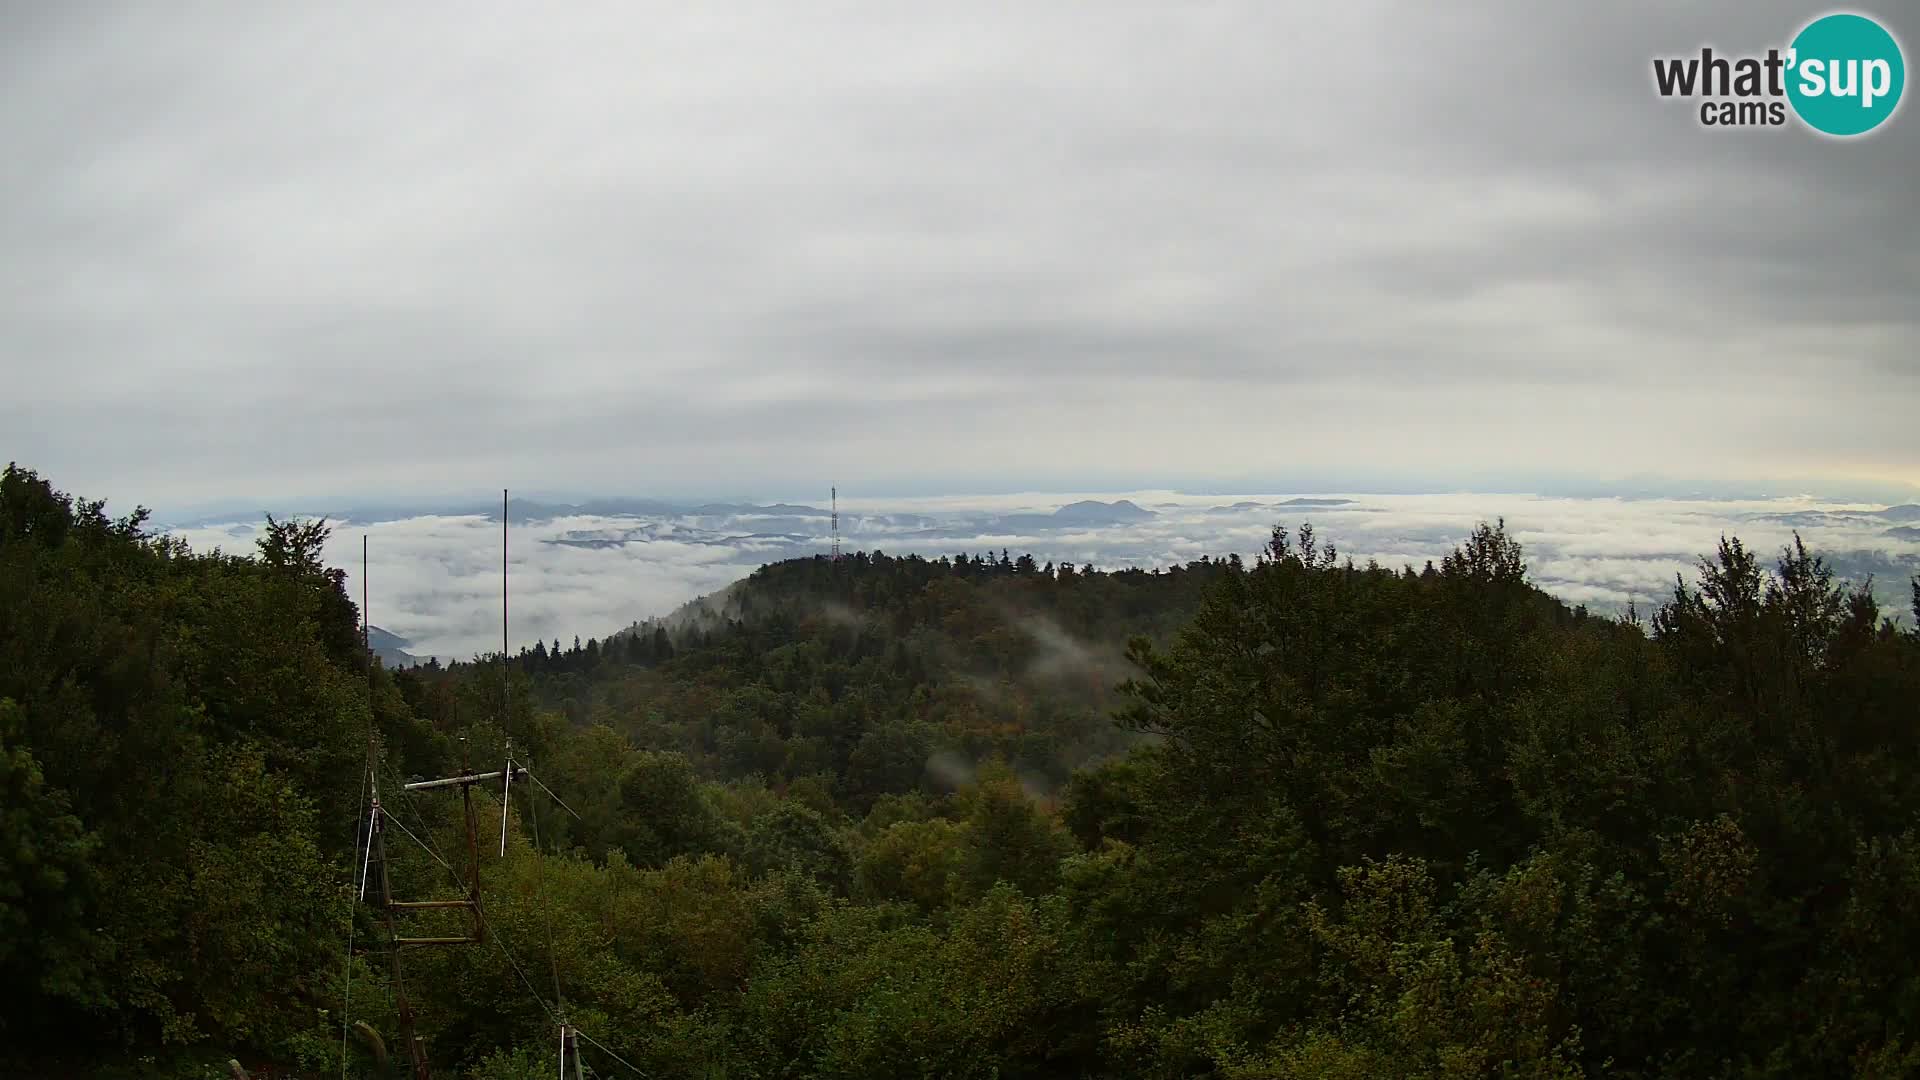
[396,936,479,947]
[389,900,474,910]
[403,768,521,792]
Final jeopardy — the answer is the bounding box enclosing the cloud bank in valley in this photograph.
[168,492,1920,662]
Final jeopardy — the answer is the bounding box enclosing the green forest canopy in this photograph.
[4,462,1920,1078]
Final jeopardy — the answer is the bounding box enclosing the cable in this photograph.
[437,777,648,1080]
[573,1028,650,1079]
[359,798,377,902]
[491,917,560,1025]
[385,812,460,878]
[525,757,567,1017]
[376,756,629,1075]
[347,532,377,1079]
[377,757,481,917]
[521,765,582,820]
[379,757,561,1027]
[341,764,371,1080]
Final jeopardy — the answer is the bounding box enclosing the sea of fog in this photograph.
[167,491,1920,663]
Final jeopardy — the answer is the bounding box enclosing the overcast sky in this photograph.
[4,1,1915,510]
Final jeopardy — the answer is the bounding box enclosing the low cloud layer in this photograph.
[170,492,1920,661]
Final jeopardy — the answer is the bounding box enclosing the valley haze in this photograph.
[167,489,1920,664]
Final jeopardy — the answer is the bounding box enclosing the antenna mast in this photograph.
[831,485,841,561]
[363,534,370,686]
[354,497,511,1080]
[503,488,509,702]
[345,491,590,1080]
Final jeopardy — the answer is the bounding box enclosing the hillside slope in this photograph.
[10,462,1920,1079]
[453,548,1247,798]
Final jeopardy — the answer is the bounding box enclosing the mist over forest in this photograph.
[9,461,1920,1078]
[170,491,1920,662]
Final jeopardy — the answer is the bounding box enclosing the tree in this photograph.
[743,802,852,892]
[9,465,1920,1079]
[0,699,105,1027]
[957,767,1074,899]
[856,817,964,911]
[610,750,725,867]
[845,723,930,809]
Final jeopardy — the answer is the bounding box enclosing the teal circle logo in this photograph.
[1787,13,1905,136]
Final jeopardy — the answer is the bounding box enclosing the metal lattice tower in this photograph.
[831,486,841,561]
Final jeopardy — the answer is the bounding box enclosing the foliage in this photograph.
[8,462,1920,1079]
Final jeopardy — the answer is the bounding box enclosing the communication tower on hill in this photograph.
[832,485,842,561]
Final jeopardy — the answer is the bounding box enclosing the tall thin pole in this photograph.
[502,489,509,713]
[363,535,370,680]
[366,537,433,1080]
[376,802,432,1080]
[502,488,508,662]
[460,739,485,943]
[500,739,514,857]
[831,486,840,561]
[359,537,375,897]
[360,532,377,879]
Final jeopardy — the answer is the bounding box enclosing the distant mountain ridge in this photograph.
[367,625,421,667]
[1745,503,1920,536]
[168,496,834,529]
[526,498,1165,551]
[1050,499,1156,523]
[167,495,1181,530]
[1207,497,1356,514]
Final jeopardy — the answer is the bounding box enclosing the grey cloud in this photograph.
[3,2,1916,506]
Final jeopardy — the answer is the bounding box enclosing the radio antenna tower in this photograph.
[831,486,841,561]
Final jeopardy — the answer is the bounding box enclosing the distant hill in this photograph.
[367,625,421,667]
[519,548,1243,787]
[1207,497,1356,514]
[1747,503,1920,532]
[1050,498,1156,523]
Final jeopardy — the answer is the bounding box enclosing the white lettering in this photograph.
[1862,58,1892,107]
[1800,57,1827,96]
[1830,58,1859,98]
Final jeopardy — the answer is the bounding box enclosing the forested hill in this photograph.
[426,548,1252,799]
[7,461,1920,1079]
